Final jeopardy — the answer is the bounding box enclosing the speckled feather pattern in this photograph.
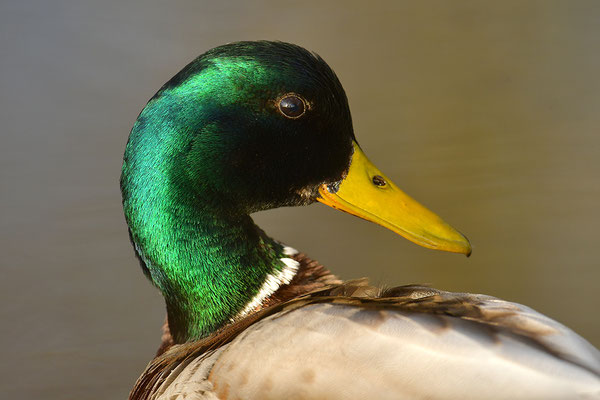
[131,281,600,400]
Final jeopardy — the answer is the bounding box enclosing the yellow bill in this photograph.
[318,141,472,256]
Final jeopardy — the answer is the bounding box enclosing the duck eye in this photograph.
[278,95,306,119]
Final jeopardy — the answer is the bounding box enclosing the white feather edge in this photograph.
[233,246,300,321]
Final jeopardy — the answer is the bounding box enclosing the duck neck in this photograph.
[122,179,298,343]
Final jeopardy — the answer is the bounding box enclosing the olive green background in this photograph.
[1,1,599,398]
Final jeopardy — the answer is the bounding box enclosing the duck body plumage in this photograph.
[133,280,600,399]
[122,41,600,399]
[131,255,600,400]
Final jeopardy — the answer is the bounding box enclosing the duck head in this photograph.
[123,41,470,255]
[121,41,470,341]
[126,42,354,215]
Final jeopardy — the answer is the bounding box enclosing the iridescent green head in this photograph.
[121,41,356,341]
[121,41,471,342]
[125,41,355,215]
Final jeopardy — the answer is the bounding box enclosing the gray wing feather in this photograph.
[136,285,600,400]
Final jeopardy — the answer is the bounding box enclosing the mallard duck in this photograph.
[121,41,600,399]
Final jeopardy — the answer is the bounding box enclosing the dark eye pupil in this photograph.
[279,95,305,118]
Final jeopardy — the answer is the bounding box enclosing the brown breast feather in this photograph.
[130,255,587,400]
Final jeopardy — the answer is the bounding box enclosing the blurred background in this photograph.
[1,1,599,398]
